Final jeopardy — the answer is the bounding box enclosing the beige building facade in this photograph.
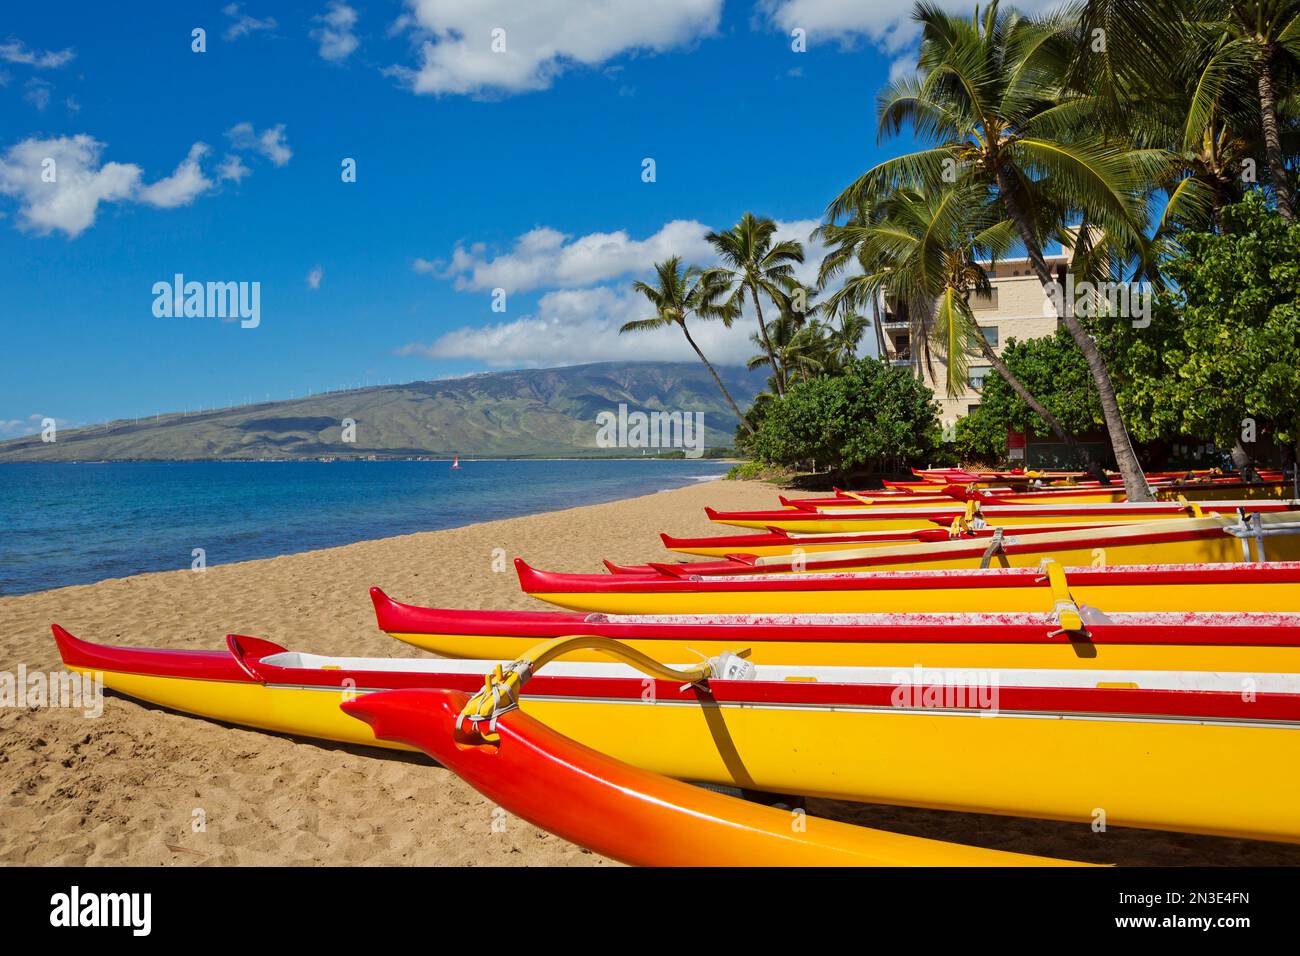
[879,245,1076,429]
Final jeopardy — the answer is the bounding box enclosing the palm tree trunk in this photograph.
[1257,51,1295,222]
[871,295,887,358]
[681,324,753,434]
[749,283,784,395]
[974,334,1107,480]
[994,168,1152,501]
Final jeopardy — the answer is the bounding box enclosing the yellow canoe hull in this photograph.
[715,511,1193,533]
[75,665,1300,843]
[666,524,1080,558]
[819,489,1126,508]
[734,514,1300,573]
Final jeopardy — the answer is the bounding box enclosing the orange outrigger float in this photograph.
[342,686,1094,866]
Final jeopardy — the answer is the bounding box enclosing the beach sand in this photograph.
[2,478,1297,867]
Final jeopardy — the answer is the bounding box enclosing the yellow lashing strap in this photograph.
[840,490,876,507]
[1175,495,1205,518]
[456,634,736,742]
[1041,559,1084,634]
[947,500,981,537]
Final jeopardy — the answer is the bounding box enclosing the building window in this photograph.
[971,289,998,310]
[968,365,991,389]
[967,326,998,350]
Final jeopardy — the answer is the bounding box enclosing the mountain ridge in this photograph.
[0,362,765,461]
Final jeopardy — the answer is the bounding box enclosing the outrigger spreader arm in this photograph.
[456,634,749,742]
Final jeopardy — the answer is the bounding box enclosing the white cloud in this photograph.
[399,284,757,368]
[217,153,251,182]
[426,217,827,293]
[389,0,722,96]
[226,122,291,166]
[307,265,324,289]
[313,2,360,62]
[0,135,224,237]
[137,143,214,208]
[427,220,717,292]
[223,3,277,40]
[889,54,918,84]
[0,39,75,69]
[759,0,1061,50]
[405,215,843,370]
[0,135,141,237]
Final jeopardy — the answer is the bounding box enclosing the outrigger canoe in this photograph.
[516,558,1300,615]
[658,525,993,558]
[60,625,1300,843]
[707,499,1299,533]
[372,586,1300,671]
[781,486,1128,509]
[618,512,1300,576]
[340,637,1300,845]
[655,525,1114,559]
[342,687,1090,866]
[1155,479,1293,501]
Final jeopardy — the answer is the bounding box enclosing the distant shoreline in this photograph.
[0,458,732,596]
[0,456,742,465]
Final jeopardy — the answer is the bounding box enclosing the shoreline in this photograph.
[0,459,734,597]
[2,479,1298,866]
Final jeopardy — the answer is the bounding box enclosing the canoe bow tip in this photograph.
[369,585,400,628]
[50,623,85,664]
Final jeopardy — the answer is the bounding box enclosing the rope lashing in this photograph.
[455,634,738,743]
[978,527,1006,568]
[1037,559,1085,635]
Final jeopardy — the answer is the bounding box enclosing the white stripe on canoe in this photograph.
[260,653,1300,693]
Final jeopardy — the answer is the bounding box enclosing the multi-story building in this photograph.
[879,242,1078,428]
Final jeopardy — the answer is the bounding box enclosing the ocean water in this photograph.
[0,459,730,596]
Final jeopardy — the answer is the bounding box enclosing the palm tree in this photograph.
[622,256,752,433]
[1220,0,1300,221]
[747,313,835,388]
[822,183,1106,473]
[827,312,870,368]
[1079,0,1299,223]
[704,213,805,397]
[829,1,1163,499]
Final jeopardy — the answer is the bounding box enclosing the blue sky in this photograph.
[0,0,985,438]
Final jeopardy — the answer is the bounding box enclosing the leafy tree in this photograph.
[1098,191,1300,464]
[746,359,943,474]
[956,328,1107,461]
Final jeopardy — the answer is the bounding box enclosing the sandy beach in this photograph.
[3,478,1297,867]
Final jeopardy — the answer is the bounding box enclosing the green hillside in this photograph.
[0,362,764,461]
